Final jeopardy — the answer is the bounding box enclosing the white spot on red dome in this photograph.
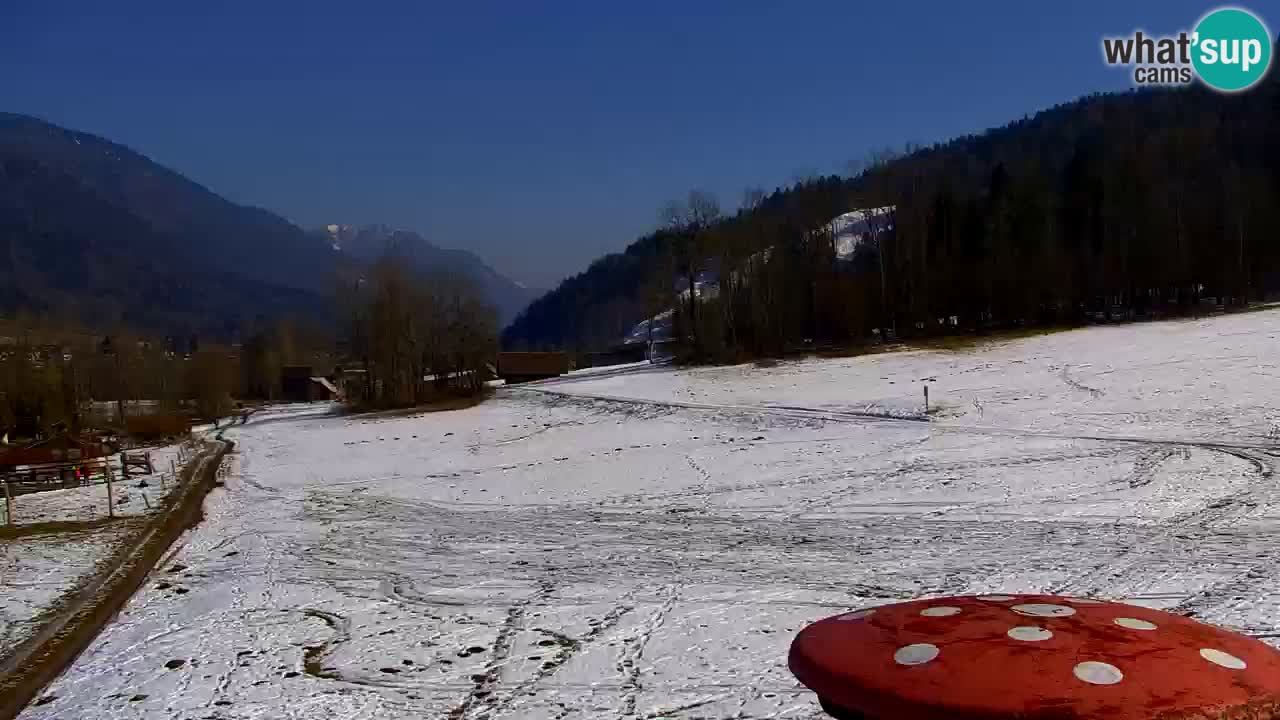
[1007,626,1053,642]
[920,606,961,617]
[1114,617,1157,631]
[894,643,939,666]
[1074,661,1124,685]
[838,609,875,621]
[1200,648,1247,670]
[1012,603,1077,618]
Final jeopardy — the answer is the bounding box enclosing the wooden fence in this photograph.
[1,445,194,527]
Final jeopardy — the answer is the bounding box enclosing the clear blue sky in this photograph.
[3,0,1238,288]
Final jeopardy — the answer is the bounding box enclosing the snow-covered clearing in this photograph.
[0,444,190,661]
[20,310,1280,719]
[0,522,140,657]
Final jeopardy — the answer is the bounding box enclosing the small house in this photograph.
[496,352,569,384]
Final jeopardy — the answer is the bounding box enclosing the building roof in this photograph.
[311,377,339,395]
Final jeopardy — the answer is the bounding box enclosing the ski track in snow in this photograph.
[18,311,1280,719]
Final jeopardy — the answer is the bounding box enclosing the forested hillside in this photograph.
[503,75,1280,359]
[0,141,322,336]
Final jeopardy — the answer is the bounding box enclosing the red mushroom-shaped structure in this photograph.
[789,594,1280,720]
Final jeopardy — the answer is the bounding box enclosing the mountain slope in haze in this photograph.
[0,137,322,336]
[0,112,332,298]
[320,223,537,324]
[0,112,536,333]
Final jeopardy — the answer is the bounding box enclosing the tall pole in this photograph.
[105,465,115,518]
[115,350,126,427]
[876,225,890,341]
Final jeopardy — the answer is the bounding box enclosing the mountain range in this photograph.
[0,112,536,337]
[318,223,537,321]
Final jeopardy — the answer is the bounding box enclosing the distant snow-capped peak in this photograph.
[324,223,356,251]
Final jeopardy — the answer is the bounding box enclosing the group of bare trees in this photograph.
[338,254,498,409]
[658,190,722,359]
[0,324,239,440]
[0,255,500,435]
[649,179,872,363]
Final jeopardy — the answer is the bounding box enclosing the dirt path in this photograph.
[0,440,232,720]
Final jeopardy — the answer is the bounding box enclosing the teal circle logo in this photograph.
[1192,8,1273,92]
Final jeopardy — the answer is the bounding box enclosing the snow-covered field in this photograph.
[0,444,190,660]
[0,522,140,657]
[20,311,1280,719]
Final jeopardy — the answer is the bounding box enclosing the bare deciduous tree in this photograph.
[337,253,498,410]
[661,190,721,360]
